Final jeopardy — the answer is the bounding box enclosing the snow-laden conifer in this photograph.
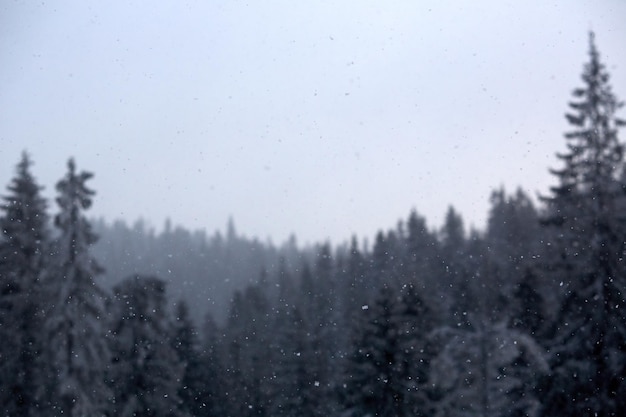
[0,152,49,416]
[108,275,187,417]
[45,158,111,416]
[430,315,548,417]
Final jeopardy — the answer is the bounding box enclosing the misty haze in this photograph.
[1,1,626,417]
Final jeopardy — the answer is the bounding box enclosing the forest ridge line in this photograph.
[0,31,625,417]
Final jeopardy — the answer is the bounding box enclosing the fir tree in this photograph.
[0,152,49,417]
[268,304,310,417]
[0,152,49,285]
[200,312,227,417]
[404,210,438,292]
[223,290,248,417]
[343,284,434,417]
[343,285,404,417]
[371,231,394,286]
[299,245,339,417]
[276,256,296,309]
[394,283,437,417]
[343,236,368,314]
[108,275,186,417]
[224,284,273,417]
[485,187,541,303]
[539,32,626,417]
[511,268,545,336]
[45,158,110,417]
[438,206,468,324]
[295,262,326,417]
[486,187,539,268]
[172,301,206,417]
[430,316,548,417]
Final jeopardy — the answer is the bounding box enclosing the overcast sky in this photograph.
[1,1,625,246]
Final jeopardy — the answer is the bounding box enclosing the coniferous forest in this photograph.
[1,33,625,417]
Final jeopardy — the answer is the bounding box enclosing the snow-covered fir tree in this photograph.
[44,158,111,417]
[0,152,50,417]
[430,315,548,417]
[108,275,187,417]
[343,283,435,417]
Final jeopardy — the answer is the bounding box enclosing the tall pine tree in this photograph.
[0,152,49,416]
[45,158,111,416]
[540,32,626,417]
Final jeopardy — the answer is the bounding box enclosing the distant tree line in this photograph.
[0,32,624,417]
[90,214,299,324]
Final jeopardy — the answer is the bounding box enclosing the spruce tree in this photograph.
[343,236,368,314]
[268,304,310,417]
[0,152,49,416]
[486,187,539,268]
[371,231,393,286]
[172,301,206,417]
[430,316,548,417]
[343,285,404,417]
[223,290,248,417]
[108,275,186,417]
[224,284,273,417]
[511,268,545,336]
[486,187,540,301]
[300,245,338,417]
[540,32,626,417]
[0,152,49,284]
[404,210,438,292]
[394,283,437,417]
[45,158,111,416]
[344,283,434,417]
[200,312,227,417]
[438,206,468,324]
[295,262,324,417]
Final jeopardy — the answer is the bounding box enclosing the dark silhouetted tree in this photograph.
[430,316,548,417]
[45,158,111,417]
[438,206,468,324]
[0,152,49,417]
[172,300,207,417]
[344,283,435,417]
[539,32,626,417]
[486,187,541,306]
[269,304,311,417]
[224,283,272,417]
[404,210,438,294]
[108,275,186,417]
[199,312,228,417]
[343,285,404,417]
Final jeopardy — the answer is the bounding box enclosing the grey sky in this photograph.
[1,1,625,246]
